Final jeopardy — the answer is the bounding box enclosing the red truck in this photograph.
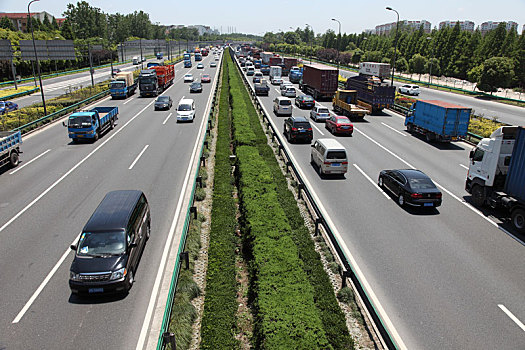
[269,56,283,66]
[283,57,298,75]
[299,63,338,100]
[201,48,208,56]
[151,65,175,91]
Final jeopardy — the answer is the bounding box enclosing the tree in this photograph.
[283,31,301,45]
[60,18,74,39]
[476,57,515,93]
[63,1,107,39]
[513,34,525,88]
[396,57,409,72]
[365,50,382,62]
[409,53,428,80]
[0,17,15,31]
[425,58,441,77]
[351,48,363,64]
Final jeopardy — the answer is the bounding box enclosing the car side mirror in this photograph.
[469,149,474,159]
[70,245,77,251]
[63,121,67,127]
[129,242,138,249]
[311,144,315,148]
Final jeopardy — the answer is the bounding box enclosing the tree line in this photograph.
[261,23,525,93]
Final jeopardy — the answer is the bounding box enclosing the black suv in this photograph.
[283,116,313,143]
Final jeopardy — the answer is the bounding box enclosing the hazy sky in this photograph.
[2,0,525,35]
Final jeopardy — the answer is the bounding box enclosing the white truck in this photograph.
[359,62,391,80]
[269,66,282,83]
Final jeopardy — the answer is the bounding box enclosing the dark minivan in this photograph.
[69,190,150,295]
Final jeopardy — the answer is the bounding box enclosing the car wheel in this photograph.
[398,194,406,207]
[127,270,134,290]
[511,208,525,233]
[146,223,151,240]
[378,176,384,188]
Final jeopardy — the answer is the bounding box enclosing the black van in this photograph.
[69,190,150,295]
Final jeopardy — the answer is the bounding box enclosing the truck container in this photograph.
[255,79,270,96]
[269,56,283,66]
[139,69,159,97]
[359,62,391,79]
[332,90,368,120]
[283,57,298,75]
[466,126,525,233]
[261,52,273,65]
[110,72,137,99]
[405,100,471,142]
[64,107,118,142]
[345,75,395,113]
[151,65,175,91]
[299,63,338,100]
[0,131,21,168]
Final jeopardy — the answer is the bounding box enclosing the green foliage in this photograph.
[337,287,354,304]
[468,116,505,137]
[409,53,428,79]
[477,57,515,93]
[0,17,15,31]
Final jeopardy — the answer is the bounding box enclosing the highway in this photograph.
[0,51,221,349]
[338,69,525,126]
[239,57,525,349]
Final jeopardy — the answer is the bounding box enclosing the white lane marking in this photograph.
[254,90,408,350]
[162,112,173,125]
[381,122,407,137]
[179,96,185,104]
[459,164,469,170]
[354,164,390,199]
[0,99,157,234]
[9,149,51,175]
[135,56,220,350]
[274,88,280,93]
[123,97,135,105]
[355,128,517,239]
[128,145,149,170]
[498,304,525,332]
[12,233,81,323]
[310,122,325,136]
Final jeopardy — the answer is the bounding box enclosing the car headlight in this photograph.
[70,271,80,281]
[88,130,95,134]
[110,267,127,280]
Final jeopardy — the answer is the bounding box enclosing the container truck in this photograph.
[261,52,273,65]
[139,69,159,97]
[405,100,471,142]
[0,131,21,168]
[332,90,368,120]
[63,107,119,142]
[299,63,338,100]
[283,58,298,75]
[345,75,395,113]
[466,126,525,233]
[151,65,175,91]
[269,56,283,66]
[110,72,137,99]
[269,66,282,81]
[359,62,391,80]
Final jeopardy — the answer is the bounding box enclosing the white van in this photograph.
[176,98,196,122]
[310,138,348,177]
[132,56,139,65]
[273,97,292,116]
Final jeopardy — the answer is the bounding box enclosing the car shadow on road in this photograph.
[406,132,466,151]
[68,291,128,304]
[383,191,441,216]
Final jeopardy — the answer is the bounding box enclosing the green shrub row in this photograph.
[200,57,239,349]
[231,52,354,350]
[228,67,257,147]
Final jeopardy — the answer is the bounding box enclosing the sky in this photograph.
[2,0,525,35]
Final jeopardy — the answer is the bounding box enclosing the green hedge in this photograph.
[232,51,354,350]
[200,57,239,349]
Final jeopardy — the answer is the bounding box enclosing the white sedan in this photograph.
[184,74,194,83]
[398,84,420,96]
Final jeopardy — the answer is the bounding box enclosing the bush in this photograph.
[337,287,354,304]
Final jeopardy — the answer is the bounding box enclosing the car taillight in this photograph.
[435,193,442,199]
[411,193,423,199]
[342,161,348,165]
[324,161,331,165]
[291,127,298,131]
[308,128,312,131]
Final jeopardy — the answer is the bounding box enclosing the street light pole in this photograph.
[139,38,143,70]
[386,6,399,87]
[426,36,434,86]
[306,24,313,64]
[28,0,46,116]
[331,18,341,78]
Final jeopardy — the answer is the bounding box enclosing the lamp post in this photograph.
[139,38,143,69]
[426,36,434,86]
[28,0,46,116]
[331,18,341,77]
[305,24,313,64]
[386,6,399,87]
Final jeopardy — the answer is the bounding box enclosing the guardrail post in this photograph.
[286,161,291,173]
[162,332,177,349]
[314,218,322,236]
[190,206,197,219]
[297,183,305,200]
[196,176,202,188]
[204,141,208,149]
[208,119,212,130]
[200,156,206,167]
[340,270,351,288]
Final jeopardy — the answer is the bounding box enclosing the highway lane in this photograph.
[339,69,525,126]
[240,59,525,349]
[0,52,221,350]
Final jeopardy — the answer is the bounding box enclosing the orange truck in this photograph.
[151,65,175,92]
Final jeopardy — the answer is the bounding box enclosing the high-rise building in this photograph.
[375,20,431,36]
[438,20,475,32]
[480,21,518,35]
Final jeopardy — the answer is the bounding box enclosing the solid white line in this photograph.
[123,97,135,105]
[0,99,157,234]
[498,304,525,332]
[128,145,149,170]
[135,57,220,350]
[12,233,81,323]
[162,113,173,125]
[381,122,407,136]
[354,164,390,199]
[9,149,51,175]
[310,122,325,136]
[459,164,469,170]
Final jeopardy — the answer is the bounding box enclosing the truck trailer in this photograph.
[345,75,395,113]
[466,126,525,233]
[332,90,368,120]
[299,63,338,100]
[64,107,119,142]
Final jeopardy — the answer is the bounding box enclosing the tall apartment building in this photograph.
[480,21,518,35]
[375,20,431,36]
[438,20,475,32]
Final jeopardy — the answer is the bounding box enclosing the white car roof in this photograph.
[179,98,194,105]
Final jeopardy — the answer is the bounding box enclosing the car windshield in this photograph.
[140,77,156,84]
[110,81,125,89]
[318,108,329,114]
[203,75,210,78]
[280,100,291,106]
[409,177,436,190]
[185,75,192,78]
[77,231,126,256]
[68,115,92,128]
[303,96,313,101]
[157,96,170,102]
[178,104,192,111]
[326,151,346,159]
[191,83,201,87]
[336,117,350,123]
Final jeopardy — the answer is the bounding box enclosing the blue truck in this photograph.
[195,53,202,61]
[289,68,303,83]
[405,100,471,142]
[64,107,119,143]
[0,131,21,168]
[260,64,270,76]
[110,72,137,99]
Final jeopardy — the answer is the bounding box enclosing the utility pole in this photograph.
[88,43,94,87]
[386,6,400,87]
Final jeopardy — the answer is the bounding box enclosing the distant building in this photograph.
[480,21,518,35]
[438,20,475,32]
[364,28,376,35]
[0,11,60,32]
[375,20,431,35]
[165,24,219,36]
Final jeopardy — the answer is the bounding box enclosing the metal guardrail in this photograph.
[0,87,40,101]
[156,56,223,350]
[230,49,398,349]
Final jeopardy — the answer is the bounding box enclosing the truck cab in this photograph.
[65,107,118,142]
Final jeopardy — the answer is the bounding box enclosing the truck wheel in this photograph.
[471,185,486,207]
[407,123,414,133]
[511,208,525,233]
[94,131,99,142]
[110,118,115,130]
[426,133,434,142]
[9,151,19,168]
